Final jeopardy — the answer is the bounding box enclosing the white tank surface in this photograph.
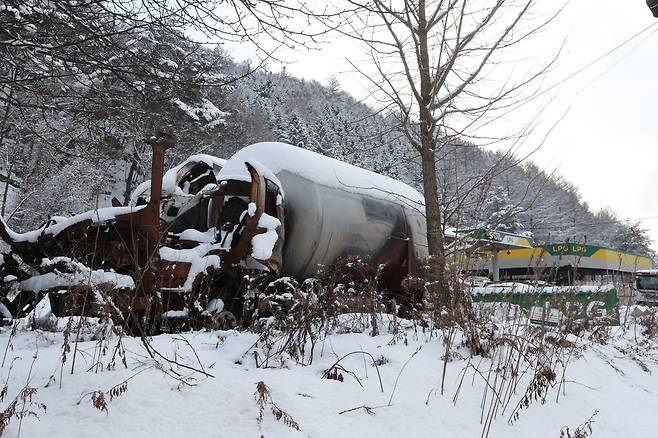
[217,142,428,279]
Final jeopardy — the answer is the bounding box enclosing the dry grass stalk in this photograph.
[254,381,300,431]
[559,410,598,438]
[0,386,46,436]
[322,351,384,392]
[0,354,45,437]
[1,322,17,368]
[59,317,73,389]
[90,390,108,414]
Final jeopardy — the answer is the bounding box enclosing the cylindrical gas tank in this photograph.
[216,142,428,278]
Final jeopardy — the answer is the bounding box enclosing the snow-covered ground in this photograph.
[0,309,657,438]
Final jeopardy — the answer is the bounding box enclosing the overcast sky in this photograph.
[227,1,658,251]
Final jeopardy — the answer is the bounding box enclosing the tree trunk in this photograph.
[1,163,13,217]
[420,149,448,306]
[417,0,448,307]
[122,142,142,205]
[123,158,137,205]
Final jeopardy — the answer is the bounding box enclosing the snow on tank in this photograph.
[217,142,424,209]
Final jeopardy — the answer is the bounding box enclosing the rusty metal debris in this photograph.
[0,135,428,331]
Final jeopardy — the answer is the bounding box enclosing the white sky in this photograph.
[224,1,658,251]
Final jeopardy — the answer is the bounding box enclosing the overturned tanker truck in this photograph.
[0,133,428,330]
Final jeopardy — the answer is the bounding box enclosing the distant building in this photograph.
[462,242,653,286]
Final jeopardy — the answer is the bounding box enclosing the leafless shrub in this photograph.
[587,325,611,345]
[509,364,557,423]
[424,263,493,357]
[77,370,143,415]
[251,277,321,367]
[251,257,388,367]
[639,311,658,338]
[108,381,128,401]
[140,335,211,387]
[106,334,128,371]
[442,300,590,438]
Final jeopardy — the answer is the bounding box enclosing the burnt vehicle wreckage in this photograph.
[0,133,428,332]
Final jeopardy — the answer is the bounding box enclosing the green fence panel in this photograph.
[471,288,620,325]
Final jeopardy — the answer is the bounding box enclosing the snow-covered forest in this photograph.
[0,1,653,257]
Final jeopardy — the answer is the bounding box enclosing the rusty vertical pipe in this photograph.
[142,132,175,254]
[146,132,176,209]
[148,145,165,212]
[138,133,175,316]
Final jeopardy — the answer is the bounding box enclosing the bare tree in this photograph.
[0,0,337,139]
[0,0,342,225]
[342,0,563,305]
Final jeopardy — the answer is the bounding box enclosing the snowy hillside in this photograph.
[0,2,653,256]
[1,308,657,438]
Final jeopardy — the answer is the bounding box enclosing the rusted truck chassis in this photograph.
[0,134,428,329]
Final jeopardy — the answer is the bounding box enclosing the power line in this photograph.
[543,22,658,92]
[504,23,658,234]
[549,24,658,111]
[526,214,658,232]
[500,21,658,117]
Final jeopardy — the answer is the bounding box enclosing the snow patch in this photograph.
[1,206,146,243]
[176,228,216,243]
[205,298,224,314]
[163,309,189,318]
[251,213,281,260]
[247,202,257,217]
[19,259,135,292]
[171,98,228,127]
[159,242,225,290]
